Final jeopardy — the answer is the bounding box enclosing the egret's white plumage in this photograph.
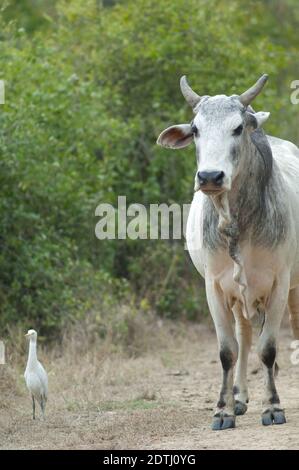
[24,329,48,419]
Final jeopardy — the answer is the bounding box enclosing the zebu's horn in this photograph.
[239,74,268,106]
[180,76,201,109]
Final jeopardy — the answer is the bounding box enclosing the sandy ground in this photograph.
[1,321,299,450]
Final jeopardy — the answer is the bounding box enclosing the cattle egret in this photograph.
[24,329,48,420]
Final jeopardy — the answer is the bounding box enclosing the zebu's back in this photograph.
[269,136,299,286]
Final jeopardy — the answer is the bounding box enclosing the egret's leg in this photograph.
[32,396,36,420]
[40,397,46,420]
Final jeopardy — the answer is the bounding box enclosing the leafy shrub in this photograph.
[0,0,298,334]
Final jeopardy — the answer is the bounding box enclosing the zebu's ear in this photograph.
[157,124,193,149]
[253,111,270,127]
[245,111,270,130]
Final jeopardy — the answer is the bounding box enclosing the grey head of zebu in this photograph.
[157,74,271,196]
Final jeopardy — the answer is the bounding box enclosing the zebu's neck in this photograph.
[203,130,287,319]
[203,130,287,251]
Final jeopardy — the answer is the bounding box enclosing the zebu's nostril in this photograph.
[197,171,225,186]
[214,171,225,184]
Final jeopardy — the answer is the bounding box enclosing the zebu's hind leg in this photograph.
[232,303,252,415]
[288,286,299,339]
[257,274,289,426]
[206,280,238,430]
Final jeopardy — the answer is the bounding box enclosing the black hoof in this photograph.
[261,410,273,426]
[273,409,286,425]
[212,413,235,430]
[262,408,286,426]
[212,416,222,430]
[222,415,236,429]
[234,400,248,416]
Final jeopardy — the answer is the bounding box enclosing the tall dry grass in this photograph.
[0,304,201,417]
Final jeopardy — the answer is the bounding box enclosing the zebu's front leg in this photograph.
[206,279,238,430]
[257,273,289,426]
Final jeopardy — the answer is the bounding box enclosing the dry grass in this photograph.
[1,317,299,449]
[0,317,200,449]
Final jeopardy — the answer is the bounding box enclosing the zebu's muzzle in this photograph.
[196,170,225,195]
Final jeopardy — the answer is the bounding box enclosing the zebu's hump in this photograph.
[268,135,299,158]
[268,135,299,186]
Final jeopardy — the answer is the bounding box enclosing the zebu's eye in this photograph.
[233,124,243,136]
[191,123,198,136]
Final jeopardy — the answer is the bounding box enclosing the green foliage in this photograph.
[0,0,298,334]
[2,0,58,33]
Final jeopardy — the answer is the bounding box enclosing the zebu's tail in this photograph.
[288,287,299,339]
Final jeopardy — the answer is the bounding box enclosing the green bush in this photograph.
[0,0,298,334]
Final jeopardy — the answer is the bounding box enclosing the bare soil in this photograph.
[1,322,299,450]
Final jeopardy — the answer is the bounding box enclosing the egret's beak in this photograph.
[25,333,29,337]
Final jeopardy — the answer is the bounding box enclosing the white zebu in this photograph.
[157,75,299,430]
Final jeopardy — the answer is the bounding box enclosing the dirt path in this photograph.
[1,323,299,449]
